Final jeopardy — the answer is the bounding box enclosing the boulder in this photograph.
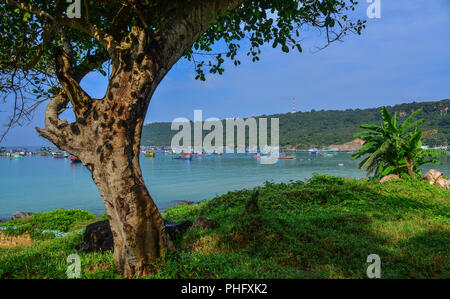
[380,174,400,184]
[435,177,450,190]
[164,220,192,239]
[423,169,443,185]
[11,211,33,220]
[76,219,193,252]
[192,217,219,230]
[76,220,113,252]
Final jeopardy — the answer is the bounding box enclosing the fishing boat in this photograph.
[320,152,335,157]
[145,151,155,157]
[308,148,318,155]
[70,156,81,163]
[174,153,192,160]
[278,153,296,160]
[245,147,258,154]
[52,151,65,158]
[9,153,23,160]
[253,152,271,158]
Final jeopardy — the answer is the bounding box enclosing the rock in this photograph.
[192,217,219,230]
[423,169,443,185]
[11,211,33,220]
[423,169,450,190]
[76,220,113,252]
[380,174,400,183]
[164,220,192,239]
[76,219,193,252]
[435,177,450,190]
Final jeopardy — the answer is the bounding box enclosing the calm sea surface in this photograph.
[1,150,449,219]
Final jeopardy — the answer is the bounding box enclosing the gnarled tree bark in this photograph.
[35,0,245,277]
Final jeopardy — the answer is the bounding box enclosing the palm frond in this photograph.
[399,108,422,132]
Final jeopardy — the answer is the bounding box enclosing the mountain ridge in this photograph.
[141,99,450,148]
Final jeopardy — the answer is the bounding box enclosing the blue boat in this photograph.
[174,153,192,160]
[10,153,23,160]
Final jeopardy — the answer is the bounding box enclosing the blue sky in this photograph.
[1,0,450,146]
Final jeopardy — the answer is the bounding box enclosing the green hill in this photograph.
[142,99,450,148]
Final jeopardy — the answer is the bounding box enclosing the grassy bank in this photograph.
[0,174,449,279]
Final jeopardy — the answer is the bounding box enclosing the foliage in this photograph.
[186,0,365,80]
[142,99,450,148]
[352,106,450,178]
[1,175,449,278]
[1,209,96,239]
[0,0,365,138]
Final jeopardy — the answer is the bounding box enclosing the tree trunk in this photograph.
[89,131,173,278]
[35,1,246,278]
[77,49,175,277]
[81,90,175,278]
[38,43,175,277]
[403,158,415,179]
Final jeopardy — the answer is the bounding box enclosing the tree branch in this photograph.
[2,0,119,57]
[73,50,109,82]
[52,47,91,115]
[158,0,245,70]
[35,93,76,152]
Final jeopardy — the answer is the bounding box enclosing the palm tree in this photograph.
[352,107,449,178]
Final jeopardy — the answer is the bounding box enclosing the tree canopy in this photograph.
[0,0,366,277]
[0,0,365,139]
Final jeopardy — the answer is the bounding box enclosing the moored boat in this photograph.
[70,156,81,163]
[145,151,155,157]
[253,152,271,158]
[278,154,296,160]
[174,153,192,160]
[10,153,23,160]
[52,151,65,158]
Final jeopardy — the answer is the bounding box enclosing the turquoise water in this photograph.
[1,151,449,219]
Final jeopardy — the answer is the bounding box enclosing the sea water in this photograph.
[0,151,448,219]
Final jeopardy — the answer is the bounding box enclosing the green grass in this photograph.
[1,174,449,279]
[0,209,99,240]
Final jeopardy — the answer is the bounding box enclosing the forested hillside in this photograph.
[142,99,449,148]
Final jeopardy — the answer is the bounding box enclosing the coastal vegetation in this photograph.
[0,0,366,277]
[141,99,450,148]
[1,175,448,279]
[353,107,450,178]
